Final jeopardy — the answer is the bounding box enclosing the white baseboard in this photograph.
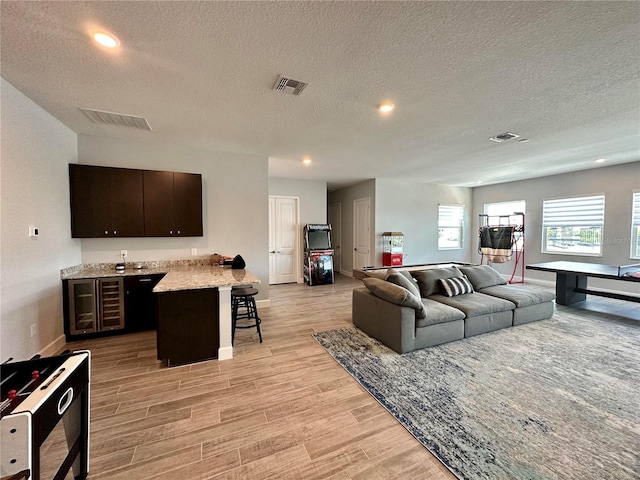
[218,345,233,361]
[256,299,271,308]
[39,334,67,357]
[340,270,353,278]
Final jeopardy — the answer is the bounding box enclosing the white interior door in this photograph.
[269,196,299,284]
[353,197,371,270]
[328,203,342,274]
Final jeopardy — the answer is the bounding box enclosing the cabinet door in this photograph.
[174,172,203,236]
[143,170,175,236]
[110,168,145,236]
[70,165,112,237]
[124,274,164,331]
[70,164,145,237]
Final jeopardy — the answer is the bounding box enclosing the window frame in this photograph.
[541,194,605,257]
[631,191,640,260]
[438,204,464,250]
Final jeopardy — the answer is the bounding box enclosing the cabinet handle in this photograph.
[113,230,117,235]
[104,230,109,235]
[177,230,181,235]
[169,230,173,234]
[139,278,152,282]
[270,251,275,254]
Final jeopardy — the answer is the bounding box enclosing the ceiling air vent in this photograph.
[273,75,308,96]
[79,108,152,131]
[489,132,520,143]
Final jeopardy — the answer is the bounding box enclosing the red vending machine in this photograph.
[303,224,335,285]
[382,232,404,267]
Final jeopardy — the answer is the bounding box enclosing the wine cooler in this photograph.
[67,278,125,336]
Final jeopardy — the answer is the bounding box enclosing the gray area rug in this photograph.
[314,311,640,480]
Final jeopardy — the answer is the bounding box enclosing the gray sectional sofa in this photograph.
[352,264,555,354]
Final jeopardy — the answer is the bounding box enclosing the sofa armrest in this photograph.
[352,288,416,353]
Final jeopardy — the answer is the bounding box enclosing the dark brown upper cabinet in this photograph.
[143,170,203,237]
[69,164,144,238]
[69,164,203,238]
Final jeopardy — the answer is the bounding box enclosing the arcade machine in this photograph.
[303,224,335,286]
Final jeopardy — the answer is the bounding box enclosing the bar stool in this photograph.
[231,287,263,344]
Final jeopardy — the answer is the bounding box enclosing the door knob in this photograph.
[270,251,276,254]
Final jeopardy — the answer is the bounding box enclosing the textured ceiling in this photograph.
[1,1,639,189]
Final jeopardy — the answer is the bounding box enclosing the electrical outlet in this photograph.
[191,248,197,256]
[121,250,127,259]
[30,324,37,337]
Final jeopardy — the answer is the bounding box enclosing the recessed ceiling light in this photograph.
[475,180,483,184]
[302,157,312,165]
[378,102,395,113]
[595,158,606,163]
[93,32,120,48]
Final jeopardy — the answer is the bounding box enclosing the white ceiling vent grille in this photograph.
[489,132,520,143]
[79,108,152,131]
[273,75,308,96]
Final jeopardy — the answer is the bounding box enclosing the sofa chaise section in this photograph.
[458,265,556,326]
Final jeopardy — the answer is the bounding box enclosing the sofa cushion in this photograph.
[416,298,466,327]
[478,285,556,308]
[363,277,427,319]
[411,267,463,298]
[458,265,508,289]
[386,269,421,298]
[439,276,474,297]
[429,292,515,317]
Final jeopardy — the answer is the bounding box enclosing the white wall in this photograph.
[1,78,81,361]
[472,162,640,293]
[268,177,327,225]
[375,179,473,266]
[78,135,270,300]
[269,177,327,280]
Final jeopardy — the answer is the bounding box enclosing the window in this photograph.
[484,200,526,223]
[438,204,464,250]
[542,195,605,256]
[632,192,640,259]
[484,200,525,251]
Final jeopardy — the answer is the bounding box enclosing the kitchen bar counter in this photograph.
[61,261,259,290]
[61,261,260,362]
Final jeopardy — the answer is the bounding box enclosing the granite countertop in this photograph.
[60,261,260,293]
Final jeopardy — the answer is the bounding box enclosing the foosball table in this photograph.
[1,351,90,480]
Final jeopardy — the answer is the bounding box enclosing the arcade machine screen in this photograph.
[307,230,331,250]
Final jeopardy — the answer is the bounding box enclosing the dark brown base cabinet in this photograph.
[155,288,220,367]
[64,278,125,340]
[124,274,166,332]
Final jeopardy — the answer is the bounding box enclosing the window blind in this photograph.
[542,195,605,227]
[632,192,640,227]
[438,204,464,226]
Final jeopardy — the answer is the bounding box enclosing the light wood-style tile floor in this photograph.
[65,274,456,480]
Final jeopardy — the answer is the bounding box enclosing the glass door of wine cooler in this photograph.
[98,278,125,331]
[68,279,97,335]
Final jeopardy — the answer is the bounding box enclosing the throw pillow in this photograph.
[386,269,421,298]
[458,265,507,289]
[439,276,474,297]
[363,277,427,319]
[410,266,463,297]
